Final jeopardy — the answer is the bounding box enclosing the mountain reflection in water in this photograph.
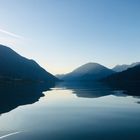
[0,82,140,140]
[0,81,140,116]
[0,83,54,115]
[56,81,140,99]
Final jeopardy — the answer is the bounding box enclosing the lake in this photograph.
[0,82,140,140]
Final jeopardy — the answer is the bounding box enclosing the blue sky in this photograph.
[0,0,140,74]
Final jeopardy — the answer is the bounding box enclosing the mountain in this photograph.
[112,62,140,72]
[103,65,140,84]
[0,44,58,84]
[56,63,115,81]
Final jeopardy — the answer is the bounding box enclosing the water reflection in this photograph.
[108,83,140,97]
[0,83,54,115]
[0,82,140,140]
[56,81,140,99]
[56,82,113,98]
[0,81,140,115]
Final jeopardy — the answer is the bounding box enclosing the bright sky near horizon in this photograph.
[0,0,140,74]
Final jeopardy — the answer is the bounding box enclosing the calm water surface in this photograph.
[0,82,140,140]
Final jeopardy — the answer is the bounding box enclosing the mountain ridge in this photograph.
[112,62,140,72]
[103,64,140,84]
[56,62,115,81]
[0,44,58,84]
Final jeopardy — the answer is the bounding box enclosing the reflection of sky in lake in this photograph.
[0,84,140,140]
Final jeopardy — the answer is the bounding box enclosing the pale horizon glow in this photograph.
[0,0,140,74]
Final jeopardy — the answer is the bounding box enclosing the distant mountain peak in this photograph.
[113,62,140,72]
[72,63,109,73]
[104,65,140,84]
[57,62,115,81]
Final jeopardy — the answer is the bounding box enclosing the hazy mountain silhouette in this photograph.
[103,65,140,92]
[57,63,115,81]
[112,62,140,72]
[0,83,54,115]
[0,44,58,84]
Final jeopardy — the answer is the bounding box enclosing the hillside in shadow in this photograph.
[0,44,58,84]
